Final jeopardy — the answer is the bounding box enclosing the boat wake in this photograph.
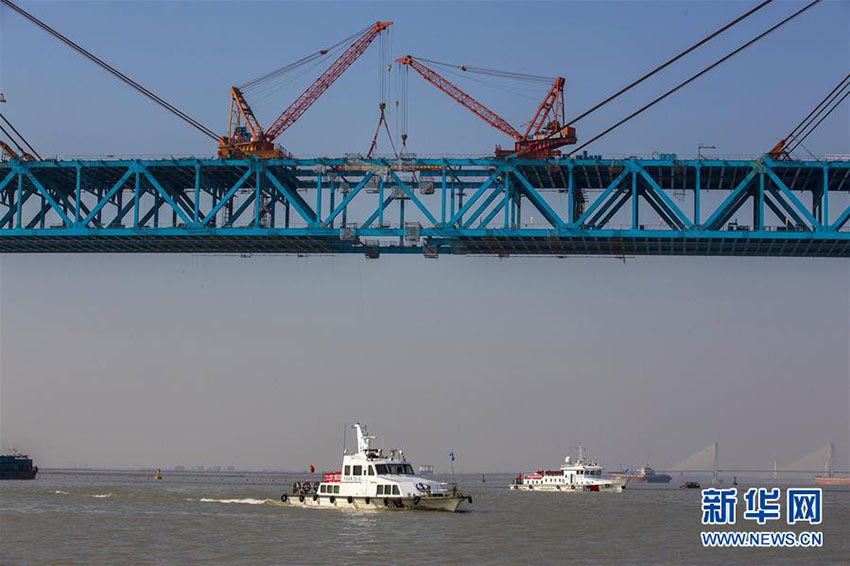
[198,497,276,505]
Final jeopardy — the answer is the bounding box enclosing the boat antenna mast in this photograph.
[353,423,375,454]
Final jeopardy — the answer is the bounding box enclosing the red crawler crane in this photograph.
[396,55,576,158]
[219,22,393,159]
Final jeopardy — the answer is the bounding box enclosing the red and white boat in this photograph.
[510,446,627,493]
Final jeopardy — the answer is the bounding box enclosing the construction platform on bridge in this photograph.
[1,156,848,257]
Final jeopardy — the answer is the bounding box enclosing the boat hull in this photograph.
[0,469,37,480]
[814,476,850,486]
[282,493,469,512]
[509,483,625,493]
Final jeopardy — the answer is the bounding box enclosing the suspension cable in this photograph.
[786,86,850,155]
[780,73,850,157]
[567,0,774,126]
[0,123,30,157]
[1,0,218,140]
[569,0,822,156]
[785,73,849,140]
[0,113,41,159]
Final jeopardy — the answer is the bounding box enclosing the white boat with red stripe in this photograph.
[510,446,627,493]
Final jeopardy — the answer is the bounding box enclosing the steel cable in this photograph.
[0,113,41,159]
[786,87,850,155]
[1,0,218,140]
[569,0,822,156]
[567,0,775,126]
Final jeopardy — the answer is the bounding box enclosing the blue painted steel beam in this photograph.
[1,156,848,257]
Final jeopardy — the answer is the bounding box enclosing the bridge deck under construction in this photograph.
[1,156,848,256]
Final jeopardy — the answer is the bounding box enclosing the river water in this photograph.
[1,471,847,564]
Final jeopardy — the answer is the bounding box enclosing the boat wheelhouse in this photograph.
[510,446,627,493]
[282,423,470,511]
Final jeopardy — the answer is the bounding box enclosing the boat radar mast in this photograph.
[353,423,376,455]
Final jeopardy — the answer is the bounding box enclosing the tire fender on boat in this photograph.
[281,494,288,502]
[312,494,318,502]
[299,495,305,503]
[467,496,473,504]
[365,497,371,505]
[413,496,421,506]
[347,496,353,504]
[383,497,390,507]
[330,496,336,504]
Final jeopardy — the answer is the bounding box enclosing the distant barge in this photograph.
[0,453,38,480]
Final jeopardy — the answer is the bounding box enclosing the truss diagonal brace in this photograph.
[81,168,133,226]
[575,168,629,228]
[448,169,501,227]
[201,167,252,226]
[264,169,317,225]
[324,173,374,226]
[389,170,437,226]
[703,169,756,230]
[763,167,821,230]
[636,165,692,229]
[19,167,73,226]
[140,168,193,226]
[511,167,566,229]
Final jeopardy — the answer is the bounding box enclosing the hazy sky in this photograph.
[2,255,848,473]
[1,1,849,473]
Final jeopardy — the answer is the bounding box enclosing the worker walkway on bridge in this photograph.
[1,155,848,257]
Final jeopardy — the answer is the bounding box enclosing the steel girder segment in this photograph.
[575,168,629,228]
[201,167,252,226]
[510,167,565,229]
[635,166,692,230]
[590,187,632,229]
[448,169,500,227]
[324,172,373,226]
[20,168,72,226]
[703,170,756,230]
[80,168,133,226]
[264,168,316,225]
[388,170,437,225]
[832,205,850,231]
[462,181,505,228]
[763,167,820,230]
[140,168,192,225]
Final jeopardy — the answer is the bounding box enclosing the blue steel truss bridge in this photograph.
[1,155,848,257]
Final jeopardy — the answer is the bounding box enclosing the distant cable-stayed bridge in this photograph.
[663,442,848,477]
[1,155,848,256]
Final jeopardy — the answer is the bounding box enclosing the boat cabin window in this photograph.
[334,485,340,494]
[320,485,326,493]
[368,466,375,476]
[392,485,400,495]
[344,466,350,476]
[353,465,362,476]
[375,464,388,474]
[385,464,415,475]
[377,485,384,495]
